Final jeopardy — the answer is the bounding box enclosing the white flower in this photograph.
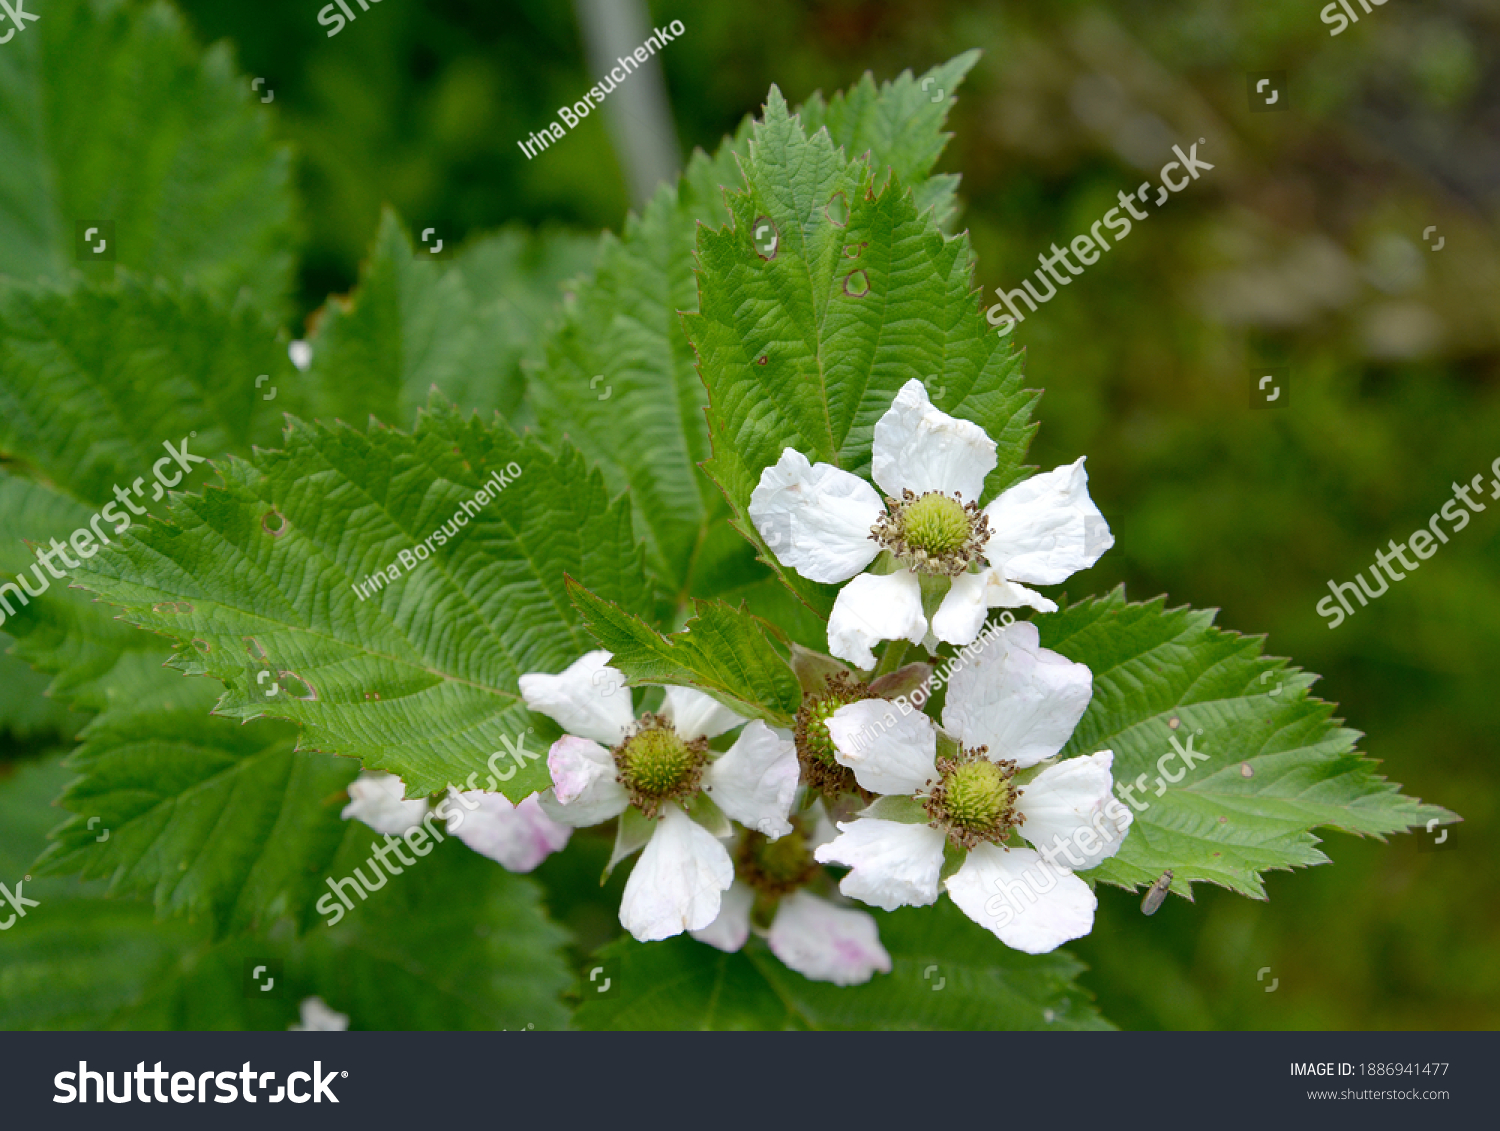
[688,809,892,986]
[289,996,348,1031]
[748,379,1112,667]
[521,651,800,943]
[814,622,1132,953]
[444,790,571,873]
[342,771,430,835]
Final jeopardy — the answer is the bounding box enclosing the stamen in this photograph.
[870,489,990,577]
[922,746,1023,850]
[613,713,709,818]
[793,672,874,802]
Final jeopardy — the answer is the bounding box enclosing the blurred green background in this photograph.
[6,0,1497,1028]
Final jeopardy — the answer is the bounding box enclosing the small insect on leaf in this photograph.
[1141,869,1173,916]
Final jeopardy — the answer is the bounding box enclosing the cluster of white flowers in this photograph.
[343,380,1129,984]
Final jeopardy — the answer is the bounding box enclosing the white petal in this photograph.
[815,818,946,911]
[768,891,893,986]
[941,621,1092,768]
[519,650,634,746]
[968,568,1059,614]
[1017,751,1132,870]
[827,567,926,670]
[689,880,755,953]
[341,771,430,836]
[747,448,884,583]
[944,843,1097,953]
[931,571,989,647]
[661,685,747,741]
[702,721,799,838]
[871,379,998,501]
[290,996,349,1032]
[538,735,629,827]
[825,700,938,796]
[982,458,1113,586]
[447,790,572,872]
[619,805,734,942]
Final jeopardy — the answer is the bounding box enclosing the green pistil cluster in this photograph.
[871,489,989,577]
[613,713,708,818]
[923,748,1022,850]
[794,672,873,801]
[737,822,820,898]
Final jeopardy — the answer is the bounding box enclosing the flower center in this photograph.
[613,713,708,817]
[871,489,989,576]
[737,823,820,897]
[923,748,1021,849]
[793,672,873,801]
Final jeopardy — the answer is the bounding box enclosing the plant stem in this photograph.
[871,638,909,680]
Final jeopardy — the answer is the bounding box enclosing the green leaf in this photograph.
[36,674,364,937]
[568,580,801,725]
[0,275,298,505]
[69,396,653,798]
[574,899,1108,1030]
[688,87,1038,617]
[0,0,293,308]
[0,277,302,715]
[305,211,592,428]
[799,51,981,229]
[1039,589,1457,898]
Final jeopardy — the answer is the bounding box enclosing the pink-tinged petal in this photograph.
[941,621,1092,768]
[815,818,947,911]
[944,843,1097,953]
[826,700,938,796]
[827,567,926,670]
[1017,751,1131,870]
[748,448,885,583]
[871,379,997,501]
[341,771,430,835]
[982,458,1113,586]
[689,880,755,953]
[661,685,747,742]
[539,735,628,826]
[619,805,735,941]
[702,721,799,838]
[519,650,634,746]
[768,891,893,986]
[447,790,572,872]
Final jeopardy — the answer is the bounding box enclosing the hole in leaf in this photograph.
[751,216,779,260]
[756,356,768,365]
[843,241,867,259]
[191,638,212,654]
[826,192,848,227]
[244,636,268,662]
[261,509,289,537]
[843,270,870,297]
[279,671,318,701]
